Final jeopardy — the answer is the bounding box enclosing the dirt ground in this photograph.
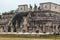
[0,38,60,40]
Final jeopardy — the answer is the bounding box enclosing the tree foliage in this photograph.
[12,12,28,32]
[0,15,1,19]
[2,10,15,15]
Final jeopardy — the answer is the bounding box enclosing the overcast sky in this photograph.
[0,0,60,14]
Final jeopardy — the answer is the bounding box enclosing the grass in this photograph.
[0,34,60,39]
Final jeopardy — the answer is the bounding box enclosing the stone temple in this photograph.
[0,2,60,35]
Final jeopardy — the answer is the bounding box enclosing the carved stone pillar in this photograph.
[11,27,13,32]
[22,17,28,33]
[53,25,55,33]
[43,25,45,33]
[0,26,2,32]
[40,25,43,33]
[10,23,13,32]
[56,25,58,34]
[2,25,6,32]
[53,24,57,34]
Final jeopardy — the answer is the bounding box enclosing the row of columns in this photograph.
[0,24,60,34]
[26,24,60,34]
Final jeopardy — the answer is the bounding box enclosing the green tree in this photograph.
[34,4,37,11]
[0,15,1,19]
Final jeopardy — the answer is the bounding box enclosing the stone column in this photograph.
[43,25,45,33]
[47,26,49,33]
[58,25,60,34]
[11,27,13,32]
[5,26,8,32]
[22,17,28,33]
[41,25,43,33]
[10,23,13,32]
[39,25,41,32]
[52,25,57,34]
[1,26,3,32]
[53,25,55,33]
[0,26,2,32]
[49,26,52,33]
[3,25,6,32]
[56,25,58,34]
